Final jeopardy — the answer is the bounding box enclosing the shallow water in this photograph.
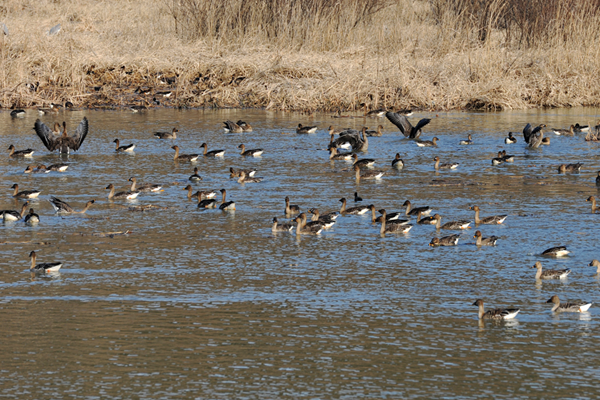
[1,107,600,398]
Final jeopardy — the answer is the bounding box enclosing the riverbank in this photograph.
[2,0,600,113]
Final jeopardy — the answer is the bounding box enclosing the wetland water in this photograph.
[1,108,600,398]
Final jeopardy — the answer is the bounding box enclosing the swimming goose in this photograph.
[365,109,386,118]
[354,192,363,202]
[532,261,570,279]
[403,200,432,217]
[417,211,438,225]
[189,167,202,181]
[105,184,140,200]
[11,184,41,199]
[129,177,162,192]
[34,118,89,153]
[296,124,318,134]
[491,152,504,166]
[197,191,218,208]
[184,185,197,199]
[546,295,592,312]
[379,209,413,234]
[309,208,339,226]
[415,137,439,147]
[473,299,520,320]
[29,251,62,274]
[238,144,263,157]
[1,202,29,221]
[541,137,550,145]
[171,145,200,162]
[294,214,322,235]
[350,127,369,152]
[365,125,384,137]
[354,164,384,181]
[370,205,406,224]
[589,259,600,273]
[352,153,376,168]
[218,189,235,210]
[551,125,574,136]
[200,143,225,157]
[574,123,590,133]
[459,134,473,145]
[272,217,294,232]
[43,163,69,172]
[49,197,95,214]
[473,230,498,246]
[285,196,300,215]
[429,234,460,246]
[10,109,25,117]
[433,156,459,170]
[223,120,243,133]
[469,205,507,224]
[300,212,333,229]
[385,112,431,139]
[505,132,517,144]
[24,165,49,174]
[500,150,514,163]
[154,128,178,139]
[339,198,370,215]
[557,163,583,173]
[229,167,257,178]
[237,121,253,132]
[8,145,34,157]
[113,139,135,152]
[523,123,546,148]
[237,171,263,183]
[589,196,599,213]
[24,208,40,225]
[329,146,353,161]
[434,214,471,230]
[391,153,404,169]
[329,132,355,150]
[541,246,570,257]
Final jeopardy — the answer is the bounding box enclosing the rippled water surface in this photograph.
[1,108,600,398]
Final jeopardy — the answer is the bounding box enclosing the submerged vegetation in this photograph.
[1,0,600,111]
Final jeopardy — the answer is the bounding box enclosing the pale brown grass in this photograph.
[1,0,600,112]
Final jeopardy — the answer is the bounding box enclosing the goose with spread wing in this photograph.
[34,118,89,153]
[523,123,546,149]
[385,112,431,139]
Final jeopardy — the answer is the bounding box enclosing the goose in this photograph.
[1,202,29,221]
[541,246,570,257]
[34,118,88,153]
[189,167,202,181]
[352,127,369,152]
[459,134,473,145]
[24,208,40,225]
[171,145,199,162]
[523,123,546,148]
[113,139,135,152]
[44,163,69,172]
[300,212,333,229]
[365,109,386,118]
[596,171,600,186]
[339,198,370,215]
[285,196,300,215]
[354,192,363,202]
[154,128,178,139]
[238,144,263,157]
[505,132,517,144]
[272,217,294,232]
[354,164,384,181]
[237,171,263,183]
[473,230,498,246]
[434,214,471,230]
[329,132,354,150]
[472,299,520,320]
[557,163,583,173]
[218,189,235,210]
[200,143,225,157]
[352,153,375,168]
[491,152,504,166]
[403,200,431,217]
[433,156,459,170]
[29,251,62,274]
[237,120,253,132]
[296,124,318,134]
[385,112,431,139]
[294,214,322,235]
[379,209,412,234]
[415,137,438,147]
[327,126,344,136]
[129,177,162,192]
[541,137,551,146]
[49,197,95,214]
[329,146,353,161]
[589,259,600,274]
[417,211,438,225]
[391,153,404,169]
[551,125,574,136]
[308,208,339,226]
[8,145,34,157]
[429,234,460,246]
[105,184,140,200]
[11,184,41,199]
[574,123,590,133]
[587,196,599,213]
[229,167,257,178]
[365,125,384,137]
[546,295,592,313]
[10,109,25,117]
[129,105,147,113]
[500,150,514,163]
[184,185,197,199]
[24,165,49,174]
[223,120,243,133]
[370,205,407,224]
[469,205,507,224]
[532,261,570,279]
[197,191,219,208]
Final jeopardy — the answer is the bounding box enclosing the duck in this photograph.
[300,212,333,229]
[308,208,339,226]
[429,234,460,246]
[354,192,363,202]
[272,217,294,232]
[574,123,590,133]
[296,124,318,134]
[500,150,514,163]
[49,197,95,214]
[379,209,413,234]
[473,230,498,246]
[24,208,40,225]
[171,145,200,162]
[238,144,263,157]
[557,163,583,173]
[34,118,88,154]
[589,259,600,274]
[403,200,432,217]
[546,295,592,313]
[10,109,25,118]
[415,137,439,147]
[370,205,406,224]
[523,123,546,148]
[237,171,263,183]
[294,214,322,235]
[532,261,571,279]
[8,145,34,157]
[505,132,517,144]
[1,202,29,221]
[417,211,438,225]
[154,128,178,139]
[339,197,370,215]
[113,139,135,152]
[433,156,459,170]
[541,246,570,257]
[24,165,49,174]
[459,134,473,145]
[105,184,140,200]
[223,120,243,133]
[328,146,353,161]
[200,143,225,157]
[365,125,384,137]
[385,112,431,139]
[354,164,384,181]
[129,177,162,192]
[469,205,507,224]
[285,196,300,215]
[11,184,41,199]
[472,299,520,320]
[491,152,504,166]
[587,196,599,213]
[551,125,574,136]
[229,167,257,178]
[391,153,404,169]
[189,167,202,181]
[352,153,376,168]
[434,214,471,230]
[29,251,62,274]
[218,189,235,210]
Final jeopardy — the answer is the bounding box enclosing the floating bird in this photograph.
[473,230,498,246]
[352,153,375,168]
[339,198,370,215]
[353,164,384,181]
[237,171,263,183]
[8,145,34,157]
[587,196,599,213]
[1,202,29,221]
[285,196,300,215]
[354,192,363,202]
[429,234,460,246]
[29,251,62,274]
[11,184,41,199]
[24,208,40,225]
[403,200,431,217]
[472,299,520,320]
[171,145,199,162]
[129,177,162,192]
[532,261,570,280]
[272,217,294,232]
[365,125,384,137]
[238,144,263,157]
[328,146,353,161]
[10,109,25,117]
[218,189,235,210]
[469,205,507,224]
[294,214,322,235]
[546,295,592,313]
[105,184,140,200]
[114,139,135,152]
[189,167,202,181]
[589,259,600,274]
[415,137,438,147]
[557,163,583,173]
[154,128,178,139]
[34,118,89,153]
[200,143,225,157]
[296,124,318,134]
[229,167,257,178]
[459,134,473,145]
[433,156,459,170]
[49,197,95,214]
[391,153,404,169]
[505,132,517,144]
[434,214,471,230]
[379,209,412,234]
[551,125,574,136]
[523,123,546,148]
[541,246,570,257]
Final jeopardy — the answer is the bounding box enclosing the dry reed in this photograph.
[1,0,600,112]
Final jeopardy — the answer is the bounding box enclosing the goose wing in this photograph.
[68,117,89,151]
[523,123,533,144]
[385,112,413,137]
[34,119,58,151]
[412,118,432,138]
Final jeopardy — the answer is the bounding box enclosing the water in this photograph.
[1,108,600,398]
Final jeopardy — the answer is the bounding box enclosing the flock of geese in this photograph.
[4,110,600,320]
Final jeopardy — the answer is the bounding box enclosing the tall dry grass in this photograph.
[1,0,600,112]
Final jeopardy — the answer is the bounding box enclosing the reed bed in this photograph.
[1,0,600,112]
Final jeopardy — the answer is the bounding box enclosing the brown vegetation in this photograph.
[1,0,600,112]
